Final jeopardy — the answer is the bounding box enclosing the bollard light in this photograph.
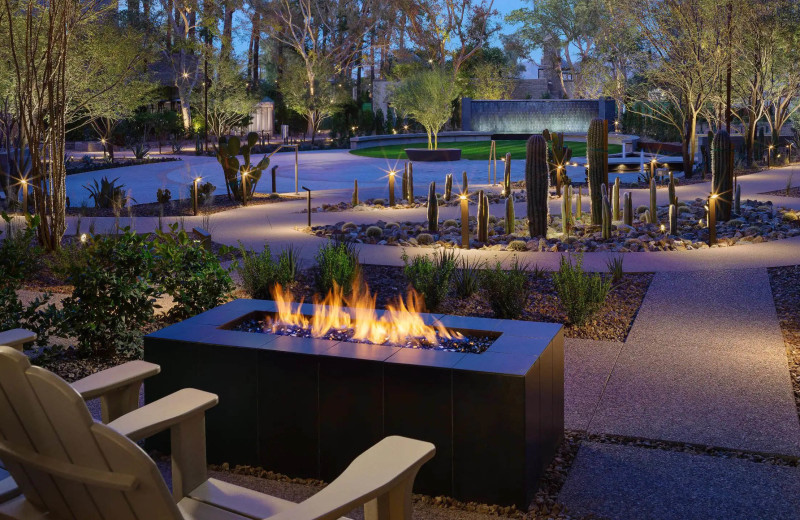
[460,194,469,248]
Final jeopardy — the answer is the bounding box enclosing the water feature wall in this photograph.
[462,98,616,134]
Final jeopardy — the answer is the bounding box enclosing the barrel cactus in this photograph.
[525,134,550,237]
[505,196,515,234]
[712,129,733,221]
[216,132,269,202]
[427,182,438,232]
[587,119,609,224]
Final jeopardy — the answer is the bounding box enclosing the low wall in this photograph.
[350,131,492,150]
[462,98,616,135]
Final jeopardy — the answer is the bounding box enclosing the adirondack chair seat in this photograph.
[0,346,436,520]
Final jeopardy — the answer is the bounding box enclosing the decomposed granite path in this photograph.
[559,268,800,519]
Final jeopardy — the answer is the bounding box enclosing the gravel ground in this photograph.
[768,265,800,420]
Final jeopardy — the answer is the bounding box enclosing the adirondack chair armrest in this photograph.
[107,388,218,442]
[71,360,162,423]
[265,436,435,520]
[108,388,219,501]
[0,329,36,352]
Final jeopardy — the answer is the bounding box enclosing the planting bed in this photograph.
[145,298,564,507]
[67,192,300,217]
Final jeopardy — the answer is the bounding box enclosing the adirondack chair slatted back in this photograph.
[0,346,182,520]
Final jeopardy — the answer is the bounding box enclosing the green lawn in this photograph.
[349,140,622,161]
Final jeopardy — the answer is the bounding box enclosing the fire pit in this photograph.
[144,292,564,508]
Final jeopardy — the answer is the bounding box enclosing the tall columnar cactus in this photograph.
[462,171,468,195]
[668,172,677,207]
[445,173,453,201]
[427,182,438,232]
[601,193,612,239]
[503,152,512,196]
[477,190,489,242]
[649,178,657,224]
[407,162,414,201]
[587,119,609,224]
[712,129,733,221]
[734,183,741,214]
[669,204,678,235]
[612,177,620,221]
[544,130,573,197]
[352,179,359,206]
[576,186,582,221]
[402,163,409,201]
[525,134,550,237]
[561,185,573,235]
[217,132,270,202]
[623,192,633,226]
[505,196,515,235]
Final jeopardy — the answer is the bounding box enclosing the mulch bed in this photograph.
[66,192,300,218]
[287,265,652,342]
[65,157,180,176]
[768,265,800,420]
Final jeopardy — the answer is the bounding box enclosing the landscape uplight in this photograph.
[460,194,469,248]
[388,170,396,206]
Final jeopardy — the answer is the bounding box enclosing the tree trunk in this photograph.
[252,13,260,87]
[682,117,693,178]
[178,84,192,129]
[221,3,234,59]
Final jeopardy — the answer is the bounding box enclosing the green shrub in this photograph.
[314,240,360,295]
[452,256,483,298]
[237,243,299,299]
[0,212,41,283]
[62,230,158,357]
[402,249,456,311]
[479,257,529,319]
[152,224,234,321]
[553,254,611,326]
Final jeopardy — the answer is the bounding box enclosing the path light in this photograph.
[302,186,312,227]
[80,233,88,244]
[460,193,469,248]
[193,177,201,216]
[20,178,27,215]
[388,169,397,206]
[660,224,666,233]
[709,193,719,245]
[242,171,249,207]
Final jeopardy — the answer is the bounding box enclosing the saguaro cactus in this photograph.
[427,182,438,232]
[623,192,633,226]
[352,179,359,206]
[525,134,550,237]
[649,178,657,224]
[505,196,515,234]
[407,161,414,201]
[562,185,573,235]
[402,163,409,201]
[587,119,609,224]
[712,129,733,221]
[612,177,620,220]
[602,193,612,239]
[503,152,512,196]
[477,190,489,242]
[445,173,453,201]
[669,204,678,235]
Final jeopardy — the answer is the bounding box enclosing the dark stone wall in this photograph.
[462,98,616,134]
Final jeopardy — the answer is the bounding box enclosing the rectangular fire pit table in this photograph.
[144,299,564,508]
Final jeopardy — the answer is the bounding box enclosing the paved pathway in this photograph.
[55,158,800,272]
[559,268,800,519]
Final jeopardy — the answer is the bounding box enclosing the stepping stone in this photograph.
[559,442,800,520]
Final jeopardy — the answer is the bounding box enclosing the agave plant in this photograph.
[129,141,151,160]
[83,176,135,209]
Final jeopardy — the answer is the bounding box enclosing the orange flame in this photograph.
[269,282,462,346]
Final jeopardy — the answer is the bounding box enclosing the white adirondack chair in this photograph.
[0,331,161,506]
[0,346,436,520]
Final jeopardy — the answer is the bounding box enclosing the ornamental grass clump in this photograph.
[402,249,456,312]
[314,239,360,295]
[479,257,528,319]
[452,256,483,298]
[237,243,300,299]
[553,254,611,327]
